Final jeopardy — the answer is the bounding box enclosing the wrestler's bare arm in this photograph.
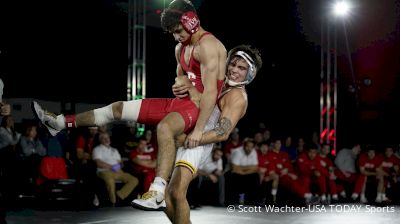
[186,37,226,147]
[198,88,247,146]
[193,38,225,131]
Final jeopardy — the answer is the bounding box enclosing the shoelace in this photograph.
[141,190,157,200]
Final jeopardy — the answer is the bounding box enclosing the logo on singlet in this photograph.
[187,72,196,86]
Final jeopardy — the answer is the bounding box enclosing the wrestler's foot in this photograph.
[31,101,65,136]
[131,190,166,211]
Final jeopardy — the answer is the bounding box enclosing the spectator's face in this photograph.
[145,130,152,141]
[5,116,14,127]
[28,126,37,138]
[367,150,375,159]
[137,140,147,152]
[322,145,330,155]
[285,137,292,146]
[263,130,270,140]
[274,140,282,151]
[298,138,305,147]
[89,127,98,136]
[385,147,393,157]
[308,149,318,160]
[260,144,269,154]
[231,132,239,141]
[353,145,361,155]
[254,133,263,143]
[212,149,223,161]
[244,142,255,154]
[99,133,111,146]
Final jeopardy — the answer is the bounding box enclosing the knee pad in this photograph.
[93,104,114,126]
[121,100,142,122]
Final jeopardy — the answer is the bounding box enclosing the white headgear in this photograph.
[226,50,257,87]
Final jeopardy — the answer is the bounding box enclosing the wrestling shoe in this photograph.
[131,190,166,211]
[31,101,64,136]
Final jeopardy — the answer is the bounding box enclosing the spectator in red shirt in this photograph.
[297,144,328,203]
[257,141,278,203]
[267,139,310,204]
[319,143,338,201]
[222,128,241,163]
[376,145,399,203]
[129,138,156,193]
[356,145,384,203]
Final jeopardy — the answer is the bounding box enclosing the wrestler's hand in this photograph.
[172,76,191,98]
[0,102,11,116]
[185,129,202,149]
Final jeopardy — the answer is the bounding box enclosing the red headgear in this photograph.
[180,11,200,34]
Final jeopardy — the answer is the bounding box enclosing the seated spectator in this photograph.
[18,124,46,184]
[356,145,383,203]
[257,141,278,204]
[0,102,11,117]
[93,132,139,206]
[222,128,241,165]
[294,137,306,162]
[194,145,225,206]
[128,138,156,193]
[377,145,399,203]
[74,126,100,206]
[228,138,259,205]
[334,143,362,201]
[267,139,310,204]
[297,144,328,203]
[0,115,21,152]
[319,143,339,201]
[281,135,297,162]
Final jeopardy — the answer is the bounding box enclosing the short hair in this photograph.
[257,141,269,148]
[305,143,319,151]
[227,45,263,73]
[243,137,255,145]
[161,0,197,32]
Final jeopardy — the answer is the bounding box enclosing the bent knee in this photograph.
[167,187,186,202]
[157,121,173,135]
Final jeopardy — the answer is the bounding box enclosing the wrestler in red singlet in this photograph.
[137,32,224,133]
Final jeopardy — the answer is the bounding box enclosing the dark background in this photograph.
[1,0,400,146]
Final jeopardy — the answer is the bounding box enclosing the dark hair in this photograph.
[257,141,269,148]
[161,0,197,32]
[212,145,223,153]
[228,45,263,73]
[305,143,319,151]
[243,138,255,145]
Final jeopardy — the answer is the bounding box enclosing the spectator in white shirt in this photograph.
[227,138,260,205]
[92,132,138,206]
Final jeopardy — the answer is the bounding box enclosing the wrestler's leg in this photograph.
[166,166,194,224]
[32,100,143,136]
[131,112,186,211]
